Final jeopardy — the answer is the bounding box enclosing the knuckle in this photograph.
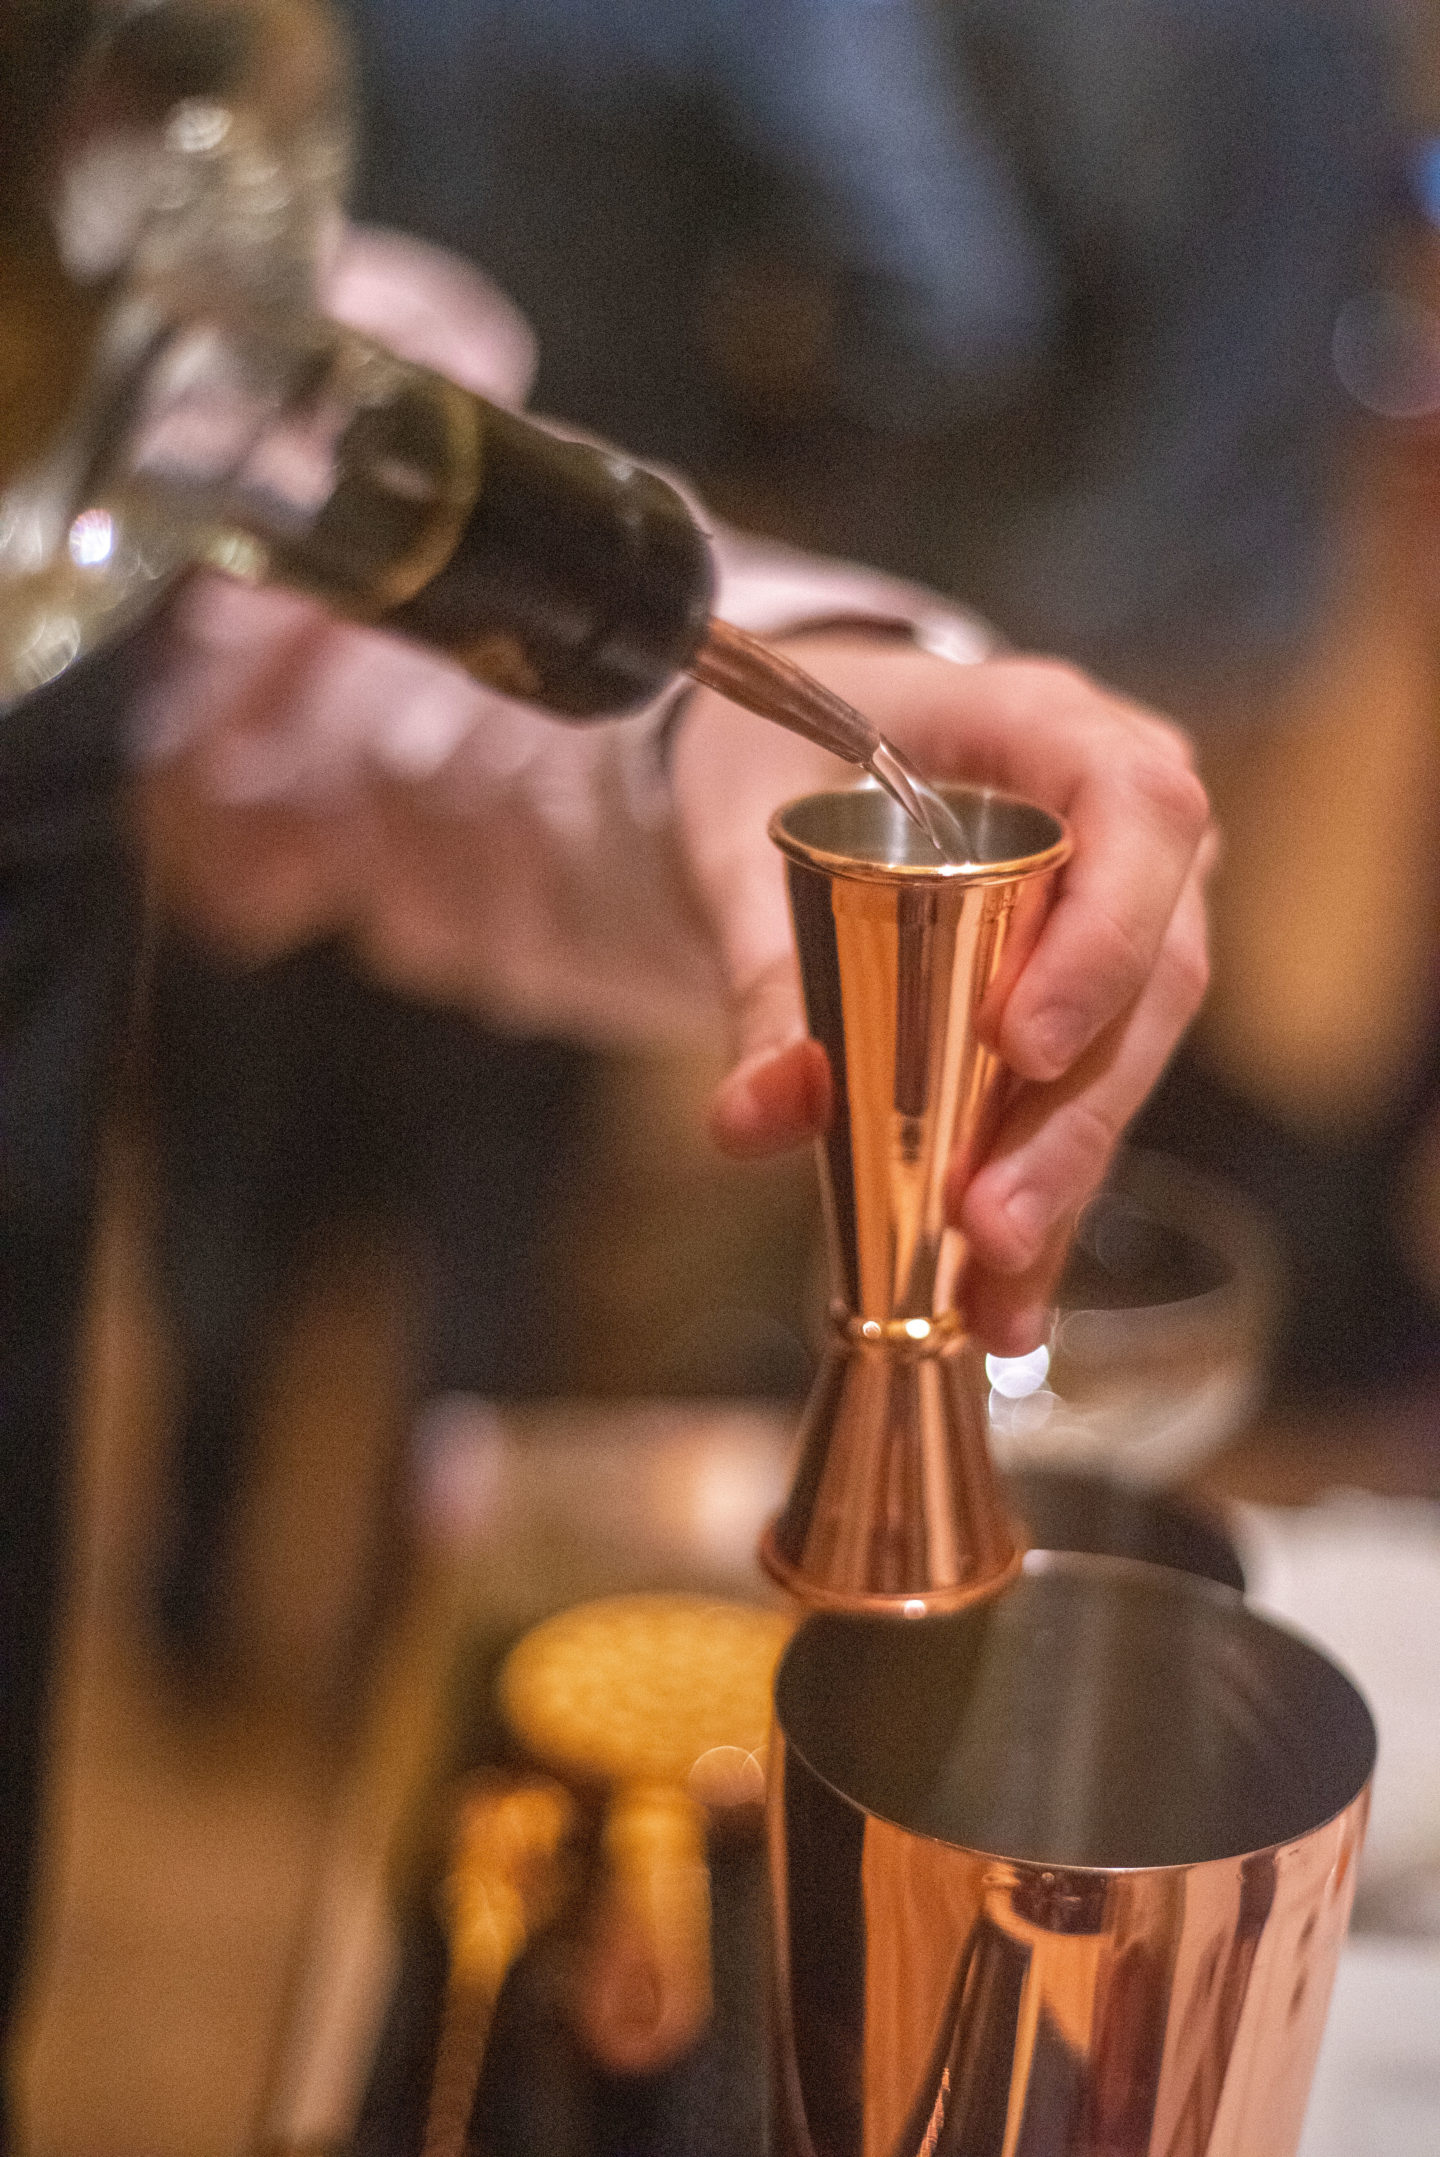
[1083,901,1154,1003]
[993,655,1097,719]
[736,950,797,1007]
[1137,712,1201,771]
[1125,748,1211,842]
[1058,1096,1124,1186]
[1009,662,1205,793]
[1168,929,1211,1018]
[1023,656,1095,706]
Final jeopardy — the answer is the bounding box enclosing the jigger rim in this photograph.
[769,782,1071,885]
[773,1548,1378,1876]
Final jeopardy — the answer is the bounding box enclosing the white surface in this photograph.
[1234,1494,1440,1891]
[1233,1495,1440,2149]
[1299,1938,1440,2156]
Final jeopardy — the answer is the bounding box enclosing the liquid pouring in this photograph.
[688,620,975,863]
[2,313,968,863]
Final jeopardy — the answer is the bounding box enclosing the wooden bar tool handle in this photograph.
[572,1781,713,2077]
[422,1776,575,2157]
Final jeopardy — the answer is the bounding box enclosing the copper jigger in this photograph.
[769,1553,1376,2157]
[761,784,1070,1614]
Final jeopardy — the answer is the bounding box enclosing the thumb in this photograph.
[706,954,831,1157]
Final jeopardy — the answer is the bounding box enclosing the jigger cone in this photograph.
[761,784,1070,1614]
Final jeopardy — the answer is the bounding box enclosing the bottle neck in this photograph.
[2,307,715,720]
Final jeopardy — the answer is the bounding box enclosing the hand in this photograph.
[671,633,1215,1356]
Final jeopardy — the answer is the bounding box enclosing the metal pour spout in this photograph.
[688,620,977,863]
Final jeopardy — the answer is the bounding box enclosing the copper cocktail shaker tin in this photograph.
[769,1553,1375,2157]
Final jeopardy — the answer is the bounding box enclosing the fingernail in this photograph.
[713,1052,771,1127]
[1026,1003,1090,1074]
[725,1046,779,1091]
[1002,1186,1051,1267]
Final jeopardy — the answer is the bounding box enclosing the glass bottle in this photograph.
[0,0,712,721]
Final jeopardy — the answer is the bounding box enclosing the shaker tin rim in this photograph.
[772,1548,1377,1875]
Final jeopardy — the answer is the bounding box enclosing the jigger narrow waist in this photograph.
[834,1308,968,1348]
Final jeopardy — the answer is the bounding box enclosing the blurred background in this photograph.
[15,1,1440,2152]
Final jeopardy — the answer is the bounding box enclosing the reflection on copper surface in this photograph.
[761,785,1070,1614]
[769,1555,1376,2157]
